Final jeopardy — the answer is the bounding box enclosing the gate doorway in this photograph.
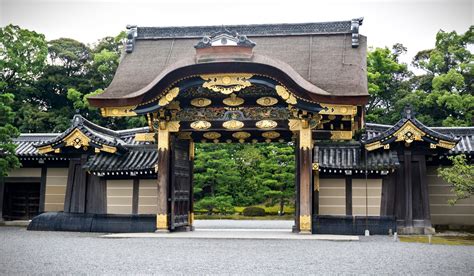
[2,182,40,220]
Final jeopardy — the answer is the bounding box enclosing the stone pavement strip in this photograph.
[101,229,360,241]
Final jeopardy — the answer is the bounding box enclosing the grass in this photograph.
[195,214,294,220]
[399,235,474,246]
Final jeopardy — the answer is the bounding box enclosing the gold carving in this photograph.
[190,120,212,130]
[437,140,456,149]
[232,131,251,143]
[222,120,244,130]
[299,215,311,232]
[190,98,212,107]
[288,119,302,131]
[177,132,192,140]
[201,73,253,95]
[135,133,155,142]
[256,96,278,106]
[156,214,168,229]
[157,121,180,150]
[384,144,390,149]
[394,121,424,144]
[256,120,277,130]
[158,87,180,106]
[365,141,384,151]
[312,163,319,171]
[223,94,244,106]
[330,131,353,140]
[262,131,280,139]
[299,126,313,150]
[64,129,91,149]
[203,132,221,140]
[319,104,357,116]
[100,106,137,117]
[275,85,297,105]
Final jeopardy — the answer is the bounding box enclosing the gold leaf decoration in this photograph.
[256,96,278,106]
[261,131,280,139]
[256,120,278,130]
[190,120,211,130]
[275,85,297,105]
[203,132,221,140]
[232,131,251,141]
[223,94,244,106]
[190,98,212,107]
[222,120,244,130]
[201,74,253,95]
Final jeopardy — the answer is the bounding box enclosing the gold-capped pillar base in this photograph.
[155,213,169,232]
[299,215,312,234]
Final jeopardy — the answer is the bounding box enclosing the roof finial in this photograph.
[402,105,415,119]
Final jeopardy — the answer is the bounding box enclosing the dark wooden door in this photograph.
[3,182,40,220]
[170,138,192,230]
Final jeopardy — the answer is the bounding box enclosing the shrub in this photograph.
[194,196,234,215]
[242,206,266,217]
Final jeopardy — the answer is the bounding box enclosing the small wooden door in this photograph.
[170,138,193,230]
[3,182,40,220]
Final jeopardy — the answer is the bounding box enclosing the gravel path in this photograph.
[1,226,473,275]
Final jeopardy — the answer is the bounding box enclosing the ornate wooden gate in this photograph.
[169,137,193,230]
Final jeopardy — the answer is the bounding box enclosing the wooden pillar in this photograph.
[0,176,4,221]
[132,178,139,215]
[418,155,432,227]
[39,165,47,213]
[404,149,413,227]
[345,177,352,216]
[298,121,313,234]
[312,163,319,216]
[188,140,195,229]
[155,121,180,232]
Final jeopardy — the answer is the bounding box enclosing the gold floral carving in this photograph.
[158,87,180,106]
[256,120,278,130]
[330,131,353,140]
[262,131,280,139]
[156,214,168,229]
[232,131,251,143]
[393,121,425,144]
[100,106,137,117]
[191,98,212,107]
[135,133,155,142]
[223,94,245,106]
[319,104,357,116]
[256,96,278,106]
[203,132,221,140]
[222,120,244,130]
[201,73,253,95]
[190,120,212,130]
[275,85,297,105]
[299,215,312,232]
[64,129,91,149]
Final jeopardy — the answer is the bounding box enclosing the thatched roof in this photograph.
[89,20,368,107]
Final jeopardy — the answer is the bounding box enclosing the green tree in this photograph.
[0,93,21,176]
[194,196,234,215]
[366,44,411,124]
[437,155,474,205]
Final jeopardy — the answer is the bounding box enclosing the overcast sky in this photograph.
[1,0,472,64]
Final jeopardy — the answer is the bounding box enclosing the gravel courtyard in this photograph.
[1,222,473,275]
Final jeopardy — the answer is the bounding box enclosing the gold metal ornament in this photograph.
[261,131,280,139]
[135,133,155,142]
[275,85,297,105]
[156,214,168,229]
[299,215,311,232]
[256,96,278,106]
[203,132,221,140]
[256,120,278,130]
[201,73,253,95]
[158,87,180,106]
[223,94,245,106]
[190,98,212,107]
[222,120,244,130]
[100,106,137,117]
[190,120,212,130]
[232,131,251,143]
[394,121,424,144]
[319,103,358,116]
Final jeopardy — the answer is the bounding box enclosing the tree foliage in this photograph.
[437,155,474,205]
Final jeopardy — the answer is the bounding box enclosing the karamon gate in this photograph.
[18,19,468,235]
[87,21,367,233]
